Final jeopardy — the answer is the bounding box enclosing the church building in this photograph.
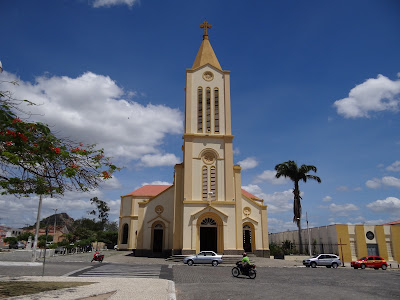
[117,22,270,257]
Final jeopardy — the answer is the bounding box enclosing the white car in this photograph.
[183,251,223,266]
[303,254,341,268]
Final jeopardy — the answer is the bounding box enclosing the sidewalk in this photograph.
[1,276,176,300]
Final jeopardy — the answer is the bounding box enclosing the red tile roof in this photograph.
[382,220,400,225]
[241,188,261,200]
[126,185,172,197]
[125,185,262,200]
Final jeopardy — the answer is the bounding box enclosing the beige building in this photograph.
[118,22,270,257]
[269,222,400,262]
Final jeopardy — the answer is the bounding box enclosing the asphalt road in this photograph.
[1,250,399,300]
[173,265,400,300]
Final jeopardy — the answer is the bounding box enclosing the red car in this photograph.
[351,256,388,270]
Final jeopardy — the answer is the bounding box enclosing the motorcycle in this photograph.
[232,261,256,279]
[91,253,104,262]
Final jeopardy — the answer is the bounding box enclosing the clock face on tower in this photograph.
[203,71,214,81]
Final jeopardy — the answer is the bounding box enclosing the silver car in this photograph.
[303,254,341,268]
[183,251,223,266]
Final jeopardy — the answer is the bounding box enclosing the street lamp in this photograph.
[53,208,58,243]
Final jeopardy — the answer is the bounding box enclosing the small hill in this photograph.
[27,213,75,232]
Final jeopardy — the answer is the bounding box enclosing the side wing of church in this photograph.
[118,22,270,257]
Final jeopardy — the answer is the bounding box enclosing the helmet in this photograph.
[243,252,247,257]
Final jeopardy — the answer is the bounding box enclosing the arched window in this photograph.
[210,166,216,200]
[201,218,217,226]
[202,166,208,201]
[214,88,219,133]
[122,223,129,244]
[206,87,211,132]
[198,87,203,132]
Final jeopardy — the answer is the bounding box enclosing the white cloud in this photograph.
[99,176,122,190]
[333,74,400,118]
[366,176,400,189]
[367,197,400,214]
[366,178,381,189]
[0,72,183,166]
[237,157,258,170]
[381,176,400,188]
[386,161,400,172]
[322,196,332,202]
[336,185,349,192]
[232,148,240,155]
[267,218,298,233]
[241,184,295,213]
[141,181,171,186]
[255,170,289,185]
[92,0,139,8]
[139,153,180,167]
[328,203,359,216]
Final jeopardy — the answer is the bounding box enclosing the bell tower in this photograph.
[182,21,235,203]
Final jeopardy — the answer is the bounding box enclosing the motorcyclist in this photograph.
[93,250,100,259]
[241,252,251,273]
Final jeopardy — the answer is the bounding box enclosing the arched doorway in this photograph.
[200,217,217,252]
[152,223,163,253]
[243,224,254,253]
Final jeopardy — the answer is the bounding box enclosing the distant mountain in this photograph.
[28,213,75,232]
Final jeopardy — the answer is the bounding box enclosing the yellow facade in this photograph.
[269,223,400,262]
[117,23,270,257]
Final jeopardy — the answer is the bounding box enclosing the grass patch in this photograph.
[0,281,94,298]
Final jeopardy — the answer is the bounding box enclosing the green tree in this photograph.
[275,160,321,254]
[4,237,17,246]
[17,232,34,241]
[89,197,110,230]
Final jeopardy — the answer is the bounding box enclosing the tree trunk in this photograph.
[298,220,303,254]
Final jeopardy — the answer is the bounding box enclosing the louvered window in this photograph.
[202,166,208,201]
[214,89,219,133]
[210,166,216,200]
[206,88,211,132]
[198,87,203,132]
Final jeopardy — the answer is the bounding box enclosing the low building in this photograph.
[24,225,69,243]
[0,226,23,248]
[269,222,400,262]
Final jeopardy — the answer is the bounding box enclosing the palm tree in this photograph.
[275,161,321,254]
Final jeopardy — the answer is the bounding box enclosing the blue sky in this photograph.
[0,0,399,232]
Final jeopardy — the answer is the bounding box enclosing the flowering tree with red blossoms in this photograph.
[0,81,119,196]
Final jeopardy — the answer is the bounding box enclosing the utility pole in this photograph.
[53,208,58,243]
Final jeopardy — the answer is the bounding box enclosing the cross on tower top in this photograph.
[200,20,212,38]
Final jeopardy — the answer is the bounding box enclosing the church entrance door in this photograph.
[200,217,217,252]
[243,225,252,252]
[153,224,163,253]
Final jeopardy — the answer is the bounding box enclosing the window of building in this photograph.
[214,88,219,133]
[202,166,208,201]
[198,87,203,132]
[206,87,211,132]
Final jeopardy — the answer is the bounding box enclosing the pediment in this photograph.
[191,205,228,221]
